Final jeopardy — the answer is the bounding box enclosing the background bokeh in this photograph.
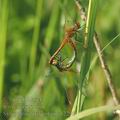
[1,0,120,120]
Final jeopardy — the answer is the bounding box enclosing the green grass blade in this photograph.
[0,0,8,112]
[67,105,120,120]
[79,0,98,112]
[72,0,98,114]
[29,0,43,80]
[90,33,120,71]
[71,95,78,115]
[101,33,120,53]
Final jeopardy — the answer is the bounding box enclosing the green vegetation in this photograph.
[0,0,8,113]
[0,0,120,120]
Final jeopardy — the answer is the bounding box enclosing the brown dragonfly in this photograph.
[49,22,80,71]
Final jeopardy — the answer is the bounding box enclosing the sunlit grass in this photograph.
[0,0,8,113]
[71,0,98,115]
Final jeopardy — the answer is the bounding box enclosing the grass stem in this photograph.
[0,0,8,112]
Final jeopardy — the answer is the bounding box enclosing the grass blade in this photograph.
[0,0,8,112]
[29,0,43,81]
[67,105,120,120]
[71,0,98,114]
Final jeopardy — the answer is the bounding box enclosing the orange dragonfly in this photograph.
[49,22,80,71]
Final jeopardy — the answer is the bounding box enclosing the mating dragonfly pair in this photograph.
[49,22,80,71]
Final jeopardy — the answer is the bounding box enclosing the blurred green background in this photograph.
[0,0,120,120]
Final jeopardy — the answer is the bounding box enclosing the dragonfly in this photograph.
[49,22,80,71]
